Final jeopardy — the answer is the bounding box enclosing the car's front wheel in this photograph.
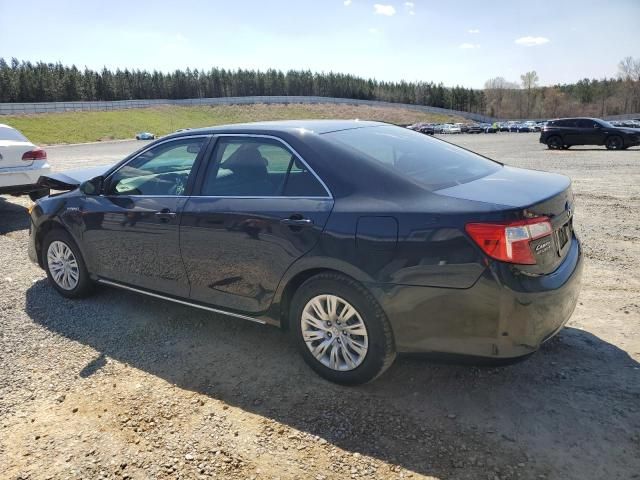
[605,136,623,150]
[291,273,396,385]
[43,230,93,298]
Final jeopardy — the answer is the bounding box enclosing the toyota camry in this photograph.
[29,120,583,384]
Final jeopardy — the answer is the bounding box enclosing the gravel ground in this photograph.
[1,133,639,480]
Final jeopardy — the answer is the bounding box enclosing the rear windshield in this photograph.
[323,125,500,190]
[0,125,29,142]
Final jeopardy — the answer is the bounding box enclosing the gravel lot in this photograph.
[1,133,639,480]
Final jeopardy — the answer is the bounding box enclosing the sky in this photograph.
[1,0,639,89]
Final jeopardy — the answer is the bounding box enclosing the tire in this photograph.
[605,136,623,150]
[562,145,570,150]
[29,188,50,201]
[546,136,563,149]
[42,229,94,298]
[291,273,396,385]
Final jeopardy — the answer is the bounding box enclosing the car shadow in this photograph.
[0,196,29,234]
[25,281,640,479]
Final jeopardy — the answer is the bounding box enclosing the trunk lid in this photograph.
[0,140,36,167]
[436,166,575,273]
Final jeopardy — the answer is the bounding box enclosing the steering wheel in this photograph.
[163,173,187,196]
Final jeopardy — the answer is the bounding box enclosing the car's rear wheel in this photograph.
[562,145,570,150]
[291,273,396,385]
[546,136,563,149]
[43,230,93,298]
[605,136,623,150]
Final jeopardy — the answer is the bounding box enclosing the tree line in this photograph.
[484,57,640,119]
[1,57,638,119]
[0,58,486,114]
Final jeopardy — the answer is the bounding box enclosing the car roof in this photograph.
[168,119,387,137]
[550,117,602,121]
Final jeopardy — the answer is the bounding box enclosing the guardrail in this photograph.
[0,96,496,123]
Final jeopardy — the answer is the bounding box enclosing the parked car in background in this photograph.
[511,123,533,133]
[407,123,435,135]
[135,132,156,140]
[0,124,50,200]
[440,124,462,134]
[499,123,511,132]
[482,123,498,133]
[28,120,583,384]
[466,124,484,134]
[525,121,541,132]
[541,117,640,150]
[610,120,640,129]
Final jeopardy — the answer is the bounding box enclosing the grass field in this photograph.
[1,103,464,145]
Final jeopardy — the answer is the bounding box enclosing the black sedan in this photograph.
[540,117,640,150]
[466,124,484,134]
[30,121,583,385]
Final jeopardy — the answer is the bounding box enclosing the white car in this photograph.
[0,124,51,200]
[441,124,462,134]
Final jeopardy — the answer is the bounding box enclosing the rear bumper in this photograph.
[0,161,51,193]
[368,236,583,358]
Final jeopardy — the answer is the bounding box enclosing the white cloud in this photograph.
[515,36,550,46]
[404,2,415,14]
[344,0,352,5]
[459,43,480,49]
[468,29,480,34]
[409,10,415,15]
[404,1,414,6]
[373,4,396,16]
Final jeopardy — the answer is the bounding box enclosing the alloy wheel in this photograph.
[47,240,80,290]
[301,294,369,371]
[606,136,622,150]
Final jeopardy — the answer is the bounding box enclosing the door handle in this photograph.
[155,209,177,221]
[280,217,313,227]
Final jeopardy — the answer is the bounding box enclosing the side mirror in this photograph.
[79,176,104,195]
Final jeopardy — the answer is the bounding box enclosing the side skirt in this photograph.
[96,278,268,325]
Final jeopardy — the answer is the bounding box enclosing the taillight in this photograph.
[465,217,553,265]
[22,148,47,161]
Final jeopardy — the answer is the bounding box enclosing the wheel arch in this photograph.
[35,219,68,267]
[271,259,374,331]
[34,219,87,270]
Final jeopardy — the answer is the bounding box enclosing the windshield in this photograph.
[323,125,501,190]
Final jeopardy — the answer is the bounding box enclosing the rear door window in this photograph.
[577,119,598,128]
[201,137,328,197]
[556,119,577,127]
